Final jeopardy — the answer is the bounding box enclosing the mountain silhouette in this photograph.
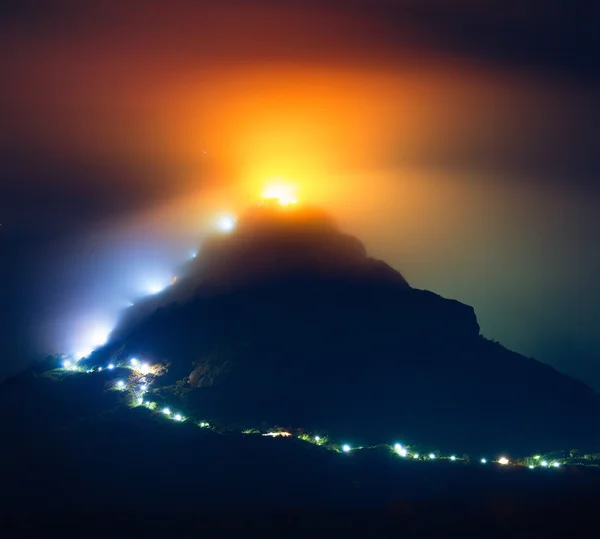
[86,203,600,455]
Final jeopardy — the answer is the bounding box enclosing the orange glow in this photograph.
[261,182,298,206]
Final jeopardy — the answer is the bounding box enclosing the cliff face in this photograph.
[91,205,598,454]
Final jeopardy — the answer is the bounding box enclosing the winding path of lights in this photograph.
[50,355,581,470]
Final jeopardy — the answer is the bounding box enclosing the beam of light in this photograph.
[261,182,298,206]
[498,457,509,465]
[342,444,351,453]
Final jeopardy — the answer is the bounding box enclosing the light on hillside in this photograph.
[261,183,298,206]
[174,414,183,421]
[342,444,351,453]
[541,461,548,467]
[498,457,509,465]
[163,407,171,416]
[217,215,236,232]
[450,455,456,461]
[481,458,487,464]
[429,453,436,460]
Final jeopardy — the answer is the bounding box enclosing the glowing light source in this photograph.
[450,455,456,461]
[413,454,419,459]
[552,462,560,468]
[541,461,548,467]
[534,455,541,460]
[217,215,236,232]
[342,444,351,453]
[498,457,509,465]
[139,363,150,375]
[107,364,115,370]
[261,183,298,206]
[314,436,321,442]
[174,414,182,421]
[481,458,487,464]
[263,431,292,437]
[145,282,166,295]
[130,358,139,366]
[163,407,171,416]
[529,465,534,469]
[116,380,125,389]
[137,397,143,405]
[140,384,148,392]
[199,422,209,427]
[62,360,72,369]
[394,443,408,457]
[428,453,436,460]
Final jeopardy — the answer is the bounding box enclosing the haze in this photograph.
[1,1,599,387]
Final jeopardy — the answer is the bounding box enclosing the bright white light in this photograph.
[62,360,72,369]
[130,358,139,366]
[98,367,103,371]
[541,460,548,467]
[429,453,436,460]
[217,215,236,232]
[262,184,298,206]
[190,250,198,259]
[498,457,509,465]
[74,349,93,360]
[163,407,171,416]
[137,397,143,405]
[529,465,534,469]
[534,455,541,460]
[145,282,166,295]
[174,414,182,421]
[144,401,151,406]
[552,462,560,468]
[199,422,209,427]
[394,444,407,457]
[263,432,292,437]
[139,363,150,375]
[140,384,148,392]
[413,454,419,459]
[116,380,125,389]
[107,364,115,370]
[342,444,351,453]
[314,436,321,442]
[481,458,487,464]
[450,455,456,461]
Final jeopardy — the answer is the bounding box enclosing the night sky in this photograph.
[1,1,599,387]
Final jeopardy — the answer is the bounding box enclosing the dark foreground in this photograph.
[3,500,599,539]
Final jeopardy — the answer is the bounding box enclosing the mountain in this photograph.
[85,203,600,455]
